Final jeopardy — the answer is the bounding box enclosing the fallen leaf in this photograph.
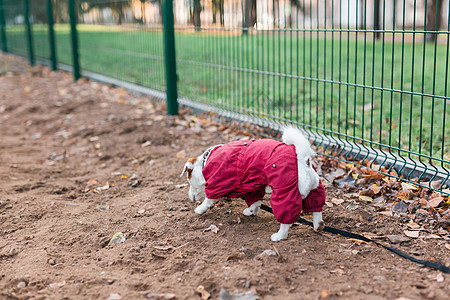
[369,184,382,195]
[96,182,110,191]
[325,168,345,181]
[227,253,245,261]
[404,230,419,238]
[392,201,408,214]
[359,195,373,202]
[203,224,219,233]
[108,232,126,246]
[197,285,210,300]
[331,198,344,205]
[348,238,369,245]
[386,235,410,243]
[333,174,356,189]
[153,245,173,251]
[87,179,98,187]
[321,288,329,298]
[428,197,444,208]
[402,182,418,191]
[407,221,420,230]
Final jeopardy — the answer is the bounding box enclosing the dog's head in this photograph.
[180,157,205,202]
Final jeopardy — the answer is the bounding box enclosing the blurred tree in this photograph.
[425,0,443,42]
[80,0,130,24]
[211,0,224,26]
[193,0,201,30]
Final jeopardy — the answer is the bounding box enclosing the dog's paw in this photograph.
[194,206,206,215]
[314,220,324,232]
[271,232,288,242]
[243,207,259,216]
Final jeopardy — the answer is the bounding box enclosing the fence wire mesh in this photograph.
[1,0,449,193]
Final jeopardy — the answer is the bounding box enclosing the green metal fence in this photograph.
[1,0,449,194]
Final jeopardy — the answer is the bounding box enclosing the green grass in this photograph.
[4,24,450,164]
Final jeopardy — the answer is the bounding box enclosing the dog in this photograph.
[180,127,326,241]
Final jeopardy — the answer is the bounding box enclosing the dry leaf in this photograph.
[359,195,373,202]
[321,288,329,298]
[87,179,98,186]
[402,182,418,191]
[197,285,210,300]
[369,184,382,195]
[404,230,419,238]
[348,238,369,245]
[407,221,420,230]
[331,198,344,205]
[428,197,444,208]
[176,150,186,159]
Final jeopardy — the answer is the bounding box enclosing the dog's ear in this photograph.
[180,158,197,178]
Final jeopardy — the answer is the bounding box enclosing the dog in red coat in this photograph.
[181,127,326,241]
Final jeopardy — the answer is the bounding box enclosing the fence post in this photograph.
[46,0,57,70]
[68,0,80,80]
[162,0,178,116]
[0,0,7,52]
[24,0,34,65]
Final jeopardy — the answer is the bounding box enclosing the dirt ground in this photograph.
[0,53,449,300]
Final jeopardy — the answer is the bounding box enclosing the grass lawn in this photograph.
[5,24,450,164]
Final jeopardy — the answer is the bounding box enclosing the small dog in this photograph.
[181,127,326,241]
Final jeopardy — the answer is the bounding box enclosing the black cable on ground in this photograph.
[260,204,450,274]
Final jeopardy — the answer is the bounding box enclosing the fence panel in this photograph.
[171,0,450,192]
[0,0,449,192]
[2,0,27,57]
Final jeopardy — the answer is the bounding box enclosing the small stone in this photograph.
[137,209,146,214]
[8,248,18,257]
[128,179,140,187]
[373,275,386,281]
[17,281,26,289]
[108,293,122,300]
[386,235,410,244]
[48,259,56,265]
[259,250,277,257]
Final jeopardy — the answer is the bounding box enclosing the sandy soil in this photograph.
[0,53,449,300]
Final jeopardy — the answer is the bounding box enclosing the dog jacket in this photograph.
[202,139,326,224]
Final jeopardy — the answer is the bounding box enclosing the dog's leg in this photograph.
[194,197,216,215]
[243,200,262,216]
[312,212,324,232]
[271,223,290,241]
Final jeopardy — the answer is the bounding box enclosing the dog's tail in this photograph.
[282,126,319,198]
[282,126,315,158]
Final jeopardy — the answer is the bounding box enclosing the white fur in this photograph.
[313,211,324,232]
[243,200,262,216]
[194,197,216,214]
[282,127,320,198]
[271,224,291,241]
[181,127,324,241]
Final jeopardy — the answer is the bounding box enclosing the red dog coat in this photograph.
[202,139,326,224]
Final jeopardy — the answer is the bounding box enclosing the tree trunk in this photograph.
[219,0,224,26]
[193,0,201,31]
[212,0,216,24]
[374,0,381,39]
[252,0,257,26]
[426,0,443,42]
[243,0,252,34]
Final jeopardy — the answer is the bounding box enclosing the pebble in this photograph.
[17,281,26,289]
